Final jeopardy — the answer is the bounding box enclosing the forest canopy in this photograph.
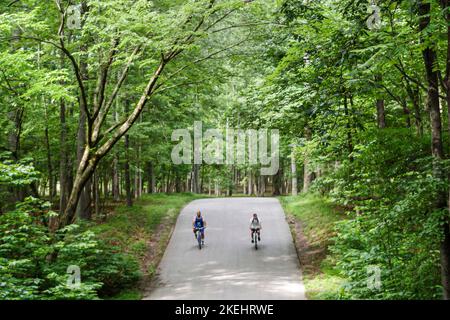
[1,0,450,300]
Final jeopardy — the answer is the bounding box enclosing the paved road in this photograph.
[143,198,306,300]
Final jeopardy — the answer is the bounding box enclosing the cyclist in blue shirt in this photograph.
[192,210,207,244]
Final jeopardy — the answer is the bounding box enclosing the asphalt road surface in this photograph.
[143,197,306,300]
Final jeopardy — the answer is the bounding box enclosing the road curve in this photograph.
[143,197,306,300]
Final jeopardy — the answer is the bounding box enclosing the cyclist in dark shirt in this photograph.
[192,210,206,244]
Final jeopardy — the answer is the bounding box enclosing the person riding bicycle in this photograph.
[250,213,261,243]
[193,210,206,244]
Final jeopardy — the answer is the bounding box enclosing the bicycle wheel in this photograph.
[198,232,202,250]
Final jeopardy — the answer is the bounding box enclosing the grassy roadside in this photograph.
[279,193,347,299]
[90,193,205,299]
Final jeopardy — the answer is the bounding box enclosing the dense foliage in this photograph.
[3,0,450,300]
[0,164,140,299]
[325,129,446,299]
[229,0,450,299]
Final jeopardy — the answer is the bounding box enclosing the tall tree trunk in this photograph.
[191,164,200,193]
[228,166,234,196]
[259,175,266,197]
[303,127,314,193]
[8,28,23,162]
[215,180,220,196]
[376,99,386,129]
[273,168,282,196]
[439,0,450,299]
[93,171,100,217]
[421,0,449,299]
[344,94,354,161]
[59,19,168,228]
[112,154,120,201]
[75,99,92,219]
[59,95,69,212]
[44,106,54,202]
[243,170,247,195]
[443,5,450,299]
[146,161,154,193]
[124,135,132,206]
[75,21,92,220]
[75,114,92,220]
[103,173,108,198]
[135,126,142,198]
[124,127,132,207]
[248,170,253,195]
[187,173,190,193]
[175,171,181,193]
[134,163,139,198]
[8,106,24,202]
[291,146,298,196]
[112,99,120,201]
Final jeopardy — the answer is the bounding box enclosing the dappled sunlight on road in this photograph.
[144,198,306,300]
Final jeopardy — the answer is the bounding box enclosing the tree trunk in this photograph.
[7,111,22,160]
[134,164,139,198]
[59,97,69,212]
[291,147,298,196]
[44,107,54,202]
[175,171,181,193]
[344,95,354,161]
[75,31,92,220]
[93,171,100,217]
[124,130,132,207]
[439,0,450,300]
[215,180,220,196]
[420,0,449,299]
[259,175,266,197]
[302,127,314,193]
[75,104,92,220]
[405,80,423,136]
[376,99,386,129]
[228,166,233,197]
[112,153,120,201]
[59,32,168,228]
[8,106,24,202]
[146,161,154,194]
[191,164,200,193]
[248,170,253,195]
[112,100,120,201]
[273,169,282,196]
[103,173,108,198]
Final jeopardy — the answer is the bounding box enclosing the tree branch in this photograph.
[54,1,91,122]
[91,45,142,145]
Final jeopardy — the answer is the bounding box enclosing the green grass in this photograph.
[279,193,347,299]
[91,193,205,299]
[108,289,142,300]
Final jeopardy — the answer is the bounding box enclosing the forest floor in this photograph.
[280,193,348,299]
[90,193,205,299]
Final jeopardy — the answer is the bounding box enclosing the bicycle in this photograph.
[194,226,205,250]
[251,228,260,250]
